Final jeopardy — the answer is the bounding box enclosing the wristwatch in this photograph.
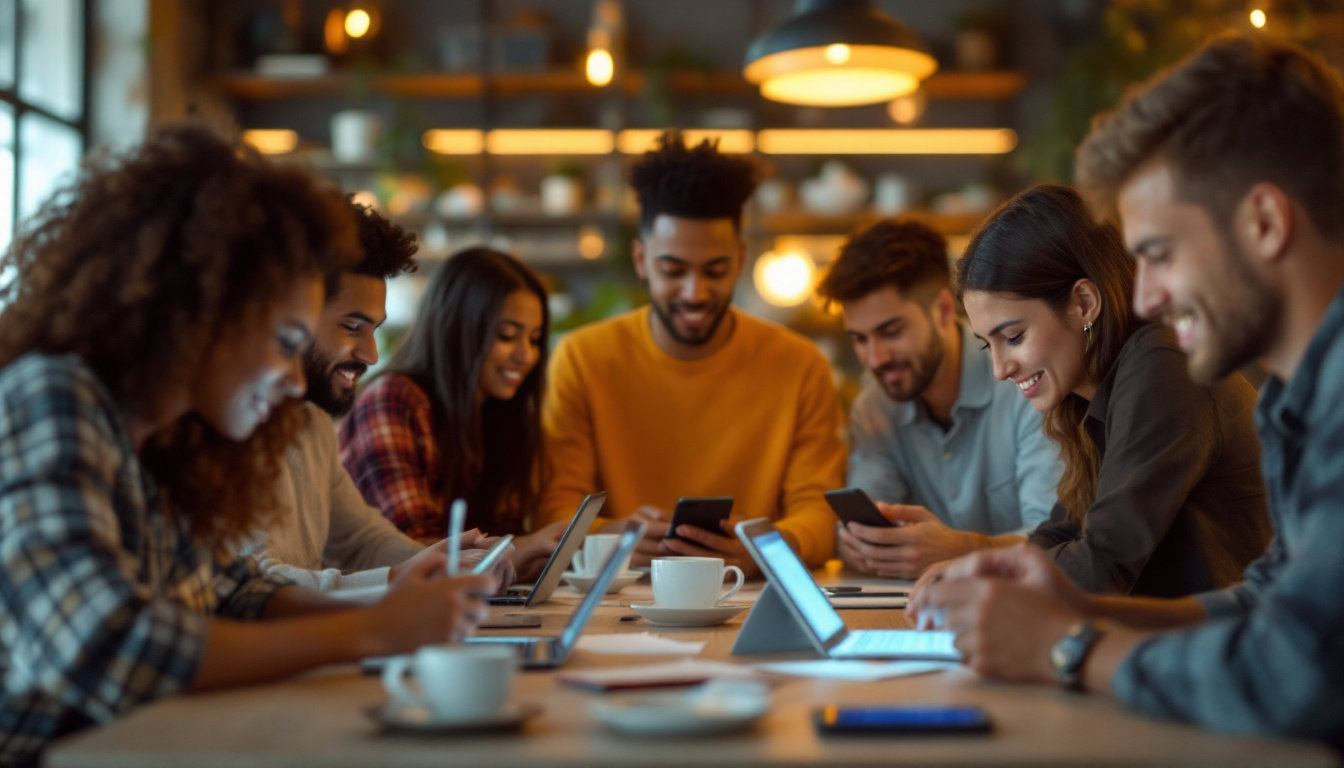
[1049,621,1102,691]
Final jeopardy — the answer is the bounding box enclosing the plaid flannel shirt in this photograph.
[0,354,289,765]
[338,374,453,542]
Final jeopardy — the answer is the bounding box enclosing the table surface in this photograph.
[48,573,1337,768]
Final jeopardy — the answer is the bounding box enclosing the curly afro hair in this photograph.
[349,200,418,282]
[629,132,758,233]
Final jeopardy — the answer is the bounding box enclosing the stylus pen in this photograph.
[447,498,466,577]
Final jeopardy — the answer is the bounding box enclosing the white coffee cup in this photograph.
[651,557,745,609]
[382,644,516,721]
[570,533,628,576]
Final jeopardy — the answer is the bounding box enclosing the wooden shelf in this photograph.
[210,69,1024,101]
[751,209,986,237]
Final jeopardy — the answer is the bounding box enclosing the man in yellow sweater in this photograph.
[539,134,844,573]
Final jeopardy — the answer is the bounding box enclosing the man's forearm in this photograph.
[1083,594,1207,629]
[263,584,365,619]
[1080,624,1152,696]
[191,607,377,691]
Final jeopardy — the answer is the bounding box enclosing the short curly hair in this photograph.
[349,200,418,283]
[816,219,950,309]
[0,123,360,543]
[630,132,758,233]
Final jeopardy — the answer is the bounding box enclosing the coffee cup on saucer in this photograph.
[570,533,630,577]
[651,556,744,608]
[630,557,747,627]
[381,645,517,725]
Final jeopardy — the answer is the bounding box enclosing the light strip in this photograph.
[616,129,755,154]
[757,128,1017,155]
[242,129,298,155]
[485,129,615,155]
[422,129,486,155]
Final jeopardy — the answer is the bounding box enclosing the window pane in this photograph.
[0,0,14,89]
[18,111,80,224]
[19,0,82,120]
[0,103,11,264]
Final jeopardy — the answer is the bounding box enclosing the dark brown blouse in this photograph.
[1029,323,1271,597]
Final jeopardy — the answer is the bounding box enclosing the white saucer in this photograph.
[563,570,644,594]
[366,701,541,734]
[629,602,748,627]
[590,682,770,736]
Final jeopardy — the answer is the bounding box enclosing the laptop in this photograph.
[489,491,607,607]
[468,518,645,668]
[735,518,961,661]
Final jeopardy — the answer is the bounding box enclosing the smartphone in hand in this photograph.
[665,497,733,544]
[825,487,895,528]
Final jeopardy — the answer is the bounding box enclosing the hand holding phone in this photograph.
[469,534,514,575]
[665,497,734,544]
[825,488,895,528]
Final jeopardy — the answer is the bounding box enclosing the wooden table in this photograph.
[48,574,1337,767]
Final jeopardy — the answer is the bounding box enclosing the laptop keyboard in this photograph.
[835,630,960,659]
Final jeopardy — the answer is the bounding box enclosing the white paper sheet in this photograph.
[754,659,957,681]
[576,632,707,655]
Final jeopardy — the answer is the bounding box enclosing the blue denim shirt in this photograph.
[1112,287,1344,745]
[846,324,1061,535]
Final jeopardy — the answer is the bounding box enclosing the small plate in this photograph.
[366,701,541,734]
[629,602,748,627]
[563,570,644,594]
[590,682,770,736]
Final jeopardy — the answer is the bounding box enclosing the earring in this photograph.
[1083,321,1093,349]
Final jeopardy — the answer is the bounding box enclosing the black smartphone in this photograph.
[825,487,894,528]
[665,496,733,544]
[814,705,991,735]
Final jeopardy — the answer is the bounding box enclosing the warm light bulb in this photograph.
[577,224,605,260]
[1249,9,1266,28]
[754,251,816,307]
[824,43,851,65]
[586,48,615,86]
[345,9,372,38]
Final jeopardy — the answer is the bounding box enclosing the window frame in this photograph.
[0,0,90,241]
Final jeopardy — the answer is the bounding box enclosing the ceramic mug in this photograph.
[381,644,516,721]
[651,557,745,609]
[570,533,628,576]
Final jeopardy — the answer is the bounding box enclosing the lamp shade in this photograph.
[744,0,937,107]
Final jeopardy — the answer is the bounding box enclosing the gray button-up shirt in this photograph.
[846,324,1061,535]
[1112,288,1344,746]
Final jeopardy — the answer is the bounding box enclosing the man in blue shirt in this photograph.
[817,220,1061,579]
[912,34,1344,745]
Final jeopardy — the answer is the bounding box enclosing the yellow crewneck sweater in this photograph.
[539,306,843,566]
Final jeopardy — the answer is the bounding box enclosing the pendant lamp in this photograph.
[744,0,937,107]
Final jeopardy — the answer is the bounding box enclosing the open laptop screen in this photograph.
[753,530,845,643]
[555,519,644,653]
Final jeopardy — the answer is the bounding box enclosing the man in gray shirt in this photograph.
[912,34,1344,745]
[817,220,1061,579]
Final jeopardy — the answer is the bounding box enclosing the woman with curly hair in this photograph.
[0,125,494,765]
[339,247,564,581]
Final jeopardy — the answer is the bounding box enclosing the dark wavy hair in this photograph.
[377,247,550,534]
[0,123,360,543]
[817,219,950,309]
[349,199,418,282]
[956,185,1144,523]
[630,132,758,233]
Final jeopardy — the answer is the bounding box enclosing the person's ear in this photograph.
[1071,279,1102,327]
[631,237,648,279]
[1235,182,1292,266]
[931,287,957,329]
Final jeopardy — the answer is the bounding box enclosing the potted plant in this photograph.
[541,159,585,216]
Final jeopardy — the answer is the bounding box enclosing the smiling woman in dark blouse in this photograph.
[952,184,1270,597]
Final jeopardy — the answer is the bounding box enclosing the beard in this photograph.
[874,327,945,402]
[302,347,366,416]
[1183,238,1281,384]
[649,297,731,347]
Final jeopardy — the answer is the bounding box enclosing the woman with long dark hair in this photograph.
[340,247,562,580]
[951,184,1270,597]
[0,125,492,765]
